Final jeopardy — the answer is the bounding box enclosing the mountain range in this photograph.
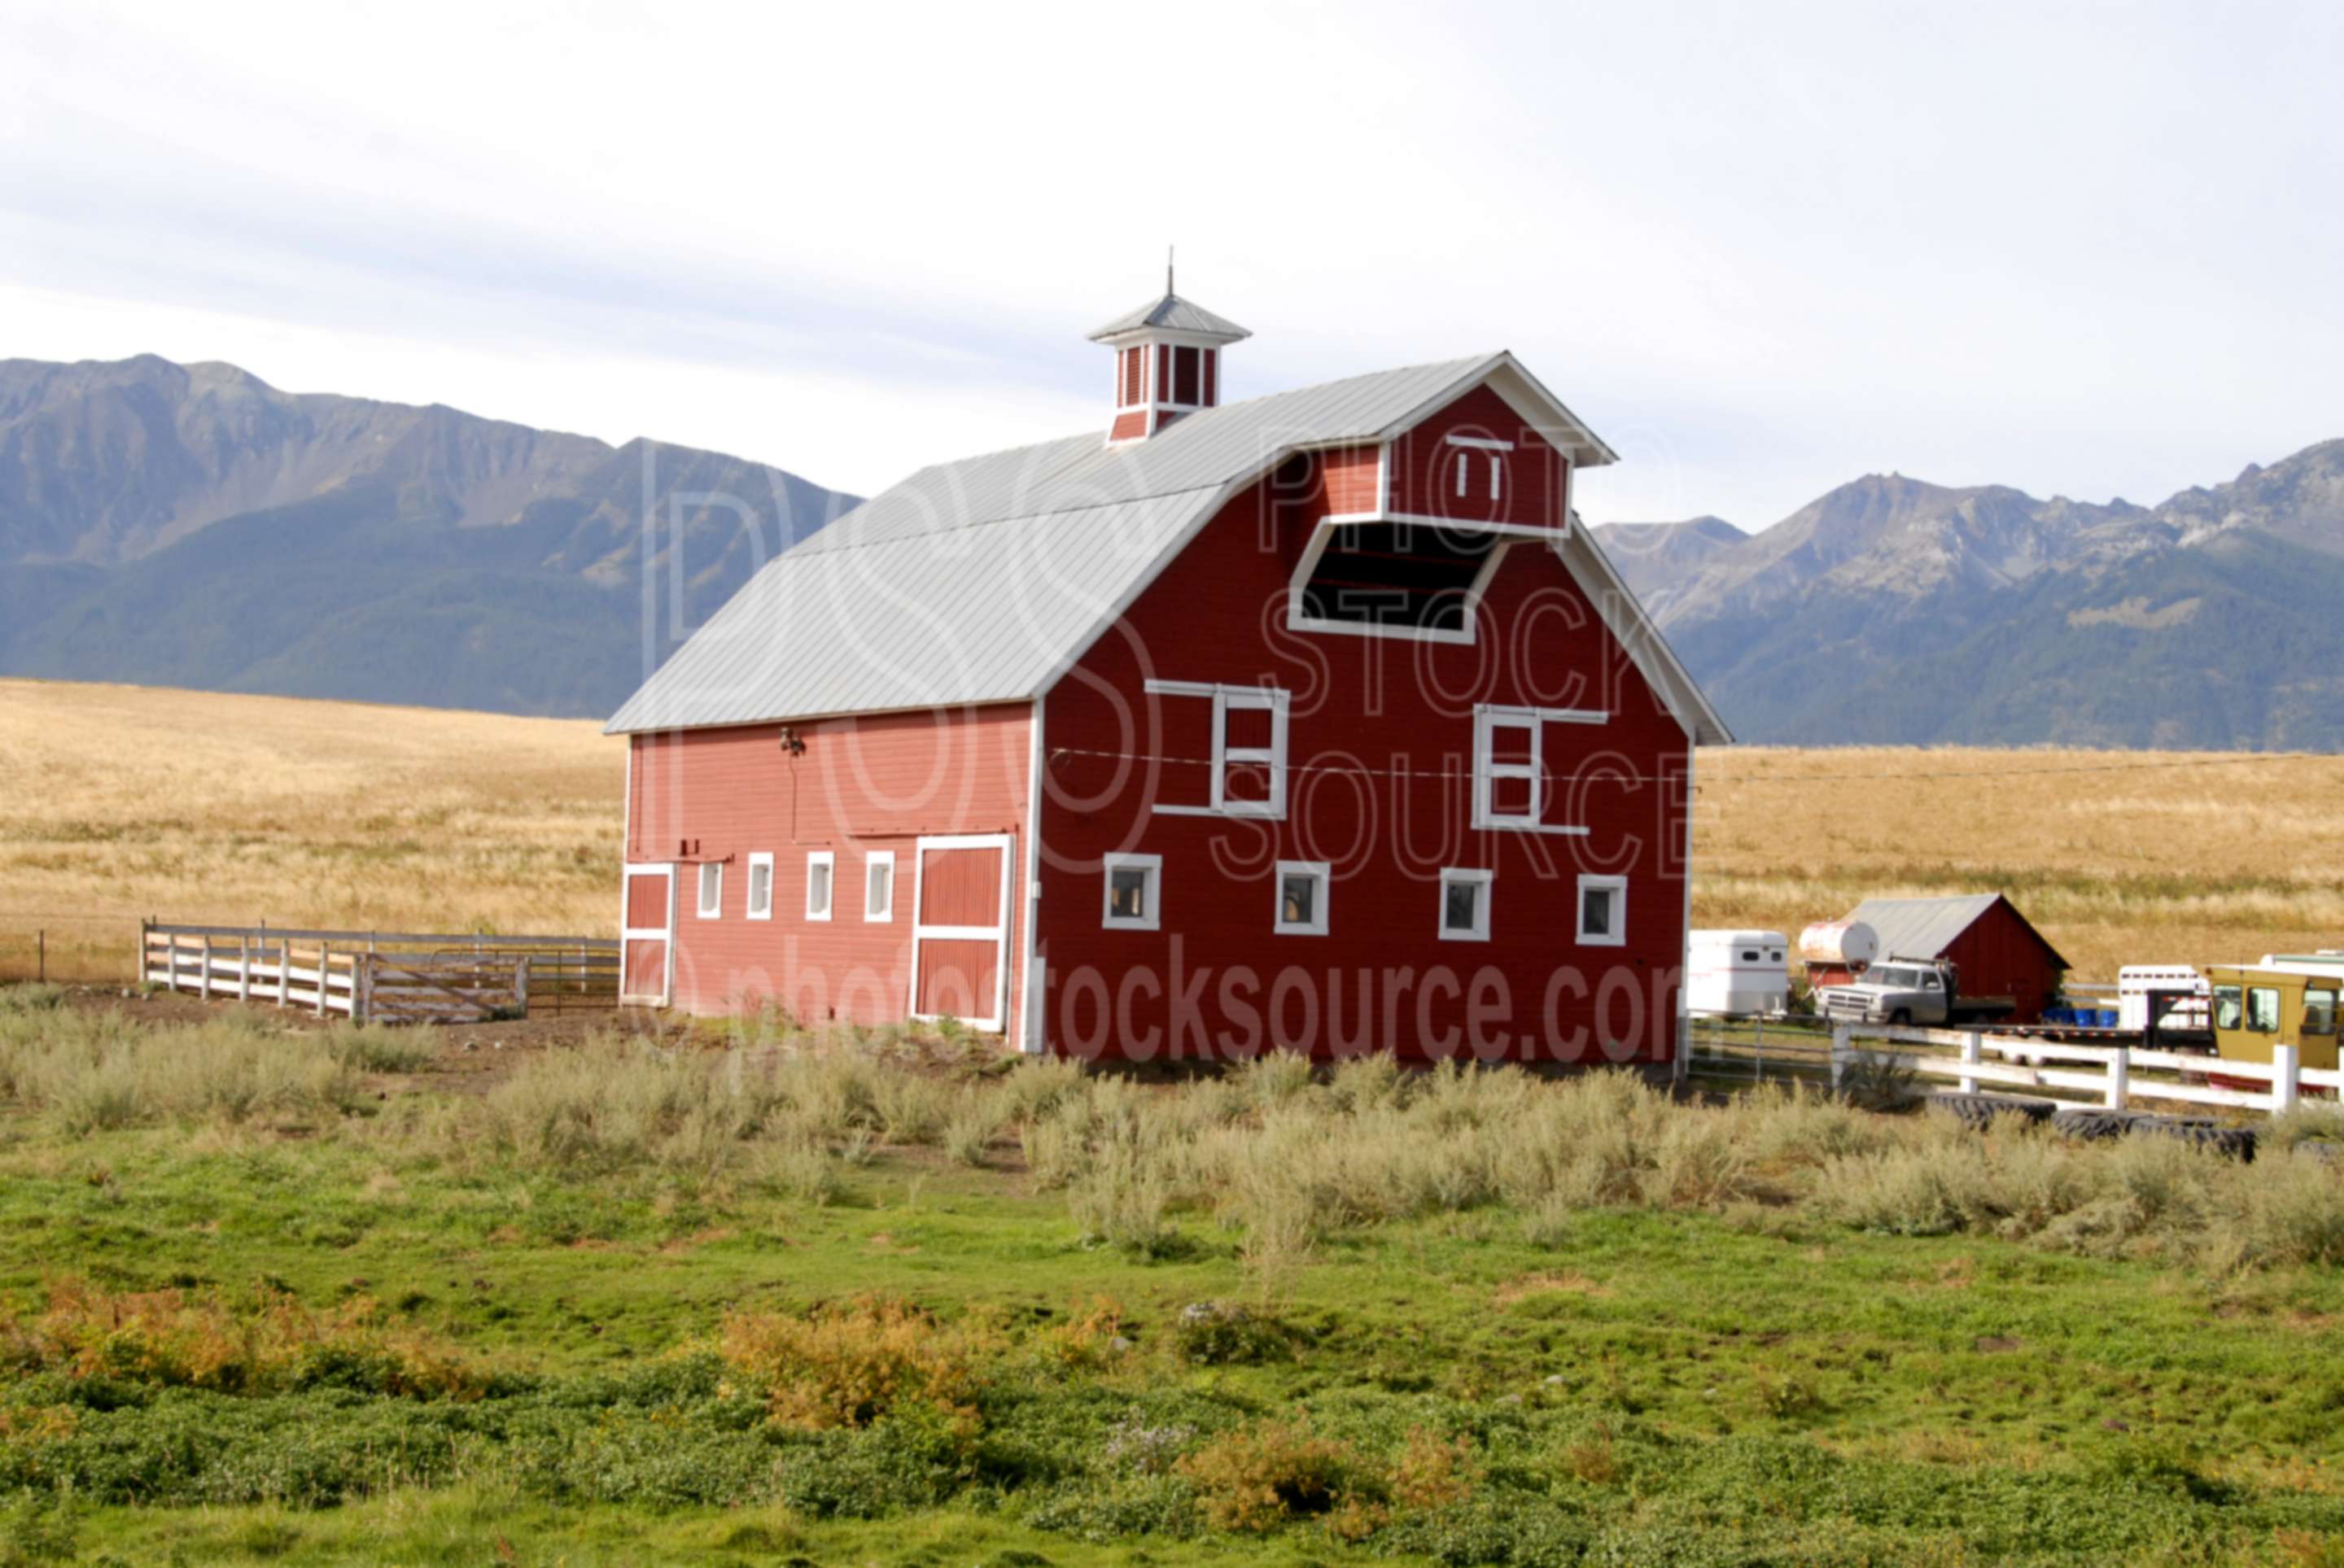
[3,355,2337,748]
[1594,441,2344,749]
[0,356,855,715]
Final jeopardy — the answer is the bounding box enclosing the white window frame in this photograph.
[1273,859,1331,937]
[1287,523,1511,649]
[696,860,723,919]
[863,850,895,923]
[746,851,774,921]
[1143,680,1289,819]
[804,850,834,922]
[1471,704,1606,835]
[1438,867,1493,942]
[1101,852,1161,933]
[1577,874,1627,948]
[1445,431,1512,504]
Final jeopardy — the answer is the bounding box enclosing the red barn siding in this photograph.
[1109,409,1148,443]
[1322,444,1381,514]
[1385,383,1570,531]
[1035,398,1690,1066]
[625,705,1030,1025]
[1942,901,2064,1024]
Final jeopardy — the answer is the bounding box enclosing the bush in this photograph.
[0,1278,488,1400]
[719,1298,980,1431]
[1174,1420,1362,1531]
[1171,1302,1289,1368]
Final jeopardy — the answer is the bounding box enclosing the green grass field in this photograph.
[6,990,2344,1565]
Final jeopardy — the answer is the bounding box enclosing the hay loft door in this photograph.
[619,863,676,1007]
[908,833,1012,1033]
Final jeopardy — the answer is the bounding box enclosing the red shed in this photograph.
[606,282,1731,1070]
[1809,894,2069,1024]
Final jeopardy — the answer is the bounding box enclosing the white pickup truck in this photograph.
[1817,957,2015,1028]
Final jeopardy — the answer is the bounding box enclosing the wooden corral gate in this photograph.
[140,923,621,1025]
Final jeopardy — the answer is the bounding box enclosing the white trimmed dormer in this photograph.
[1090,282,1249,445]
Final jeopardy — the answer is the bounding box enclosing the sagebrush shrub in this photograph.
[719,1297,979,1430]
[1174,1420,1362,1531]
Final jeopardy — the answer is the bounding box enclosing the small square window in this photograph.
[864,851,895,922]
[746,853,774,920]
[1102,853,1161,932]
[806,851,834,922]
[697,861,723,919]
[1275,860,1330,936]
[1577,875,1625,947]
[1439,867,1492,941]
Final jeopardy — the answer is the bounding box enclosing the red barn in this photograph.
[1810,894,2070,1024]
[607,286,1730,1070]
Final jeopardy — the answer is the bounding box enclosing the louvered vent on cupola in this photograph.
[1088,266,1250,446]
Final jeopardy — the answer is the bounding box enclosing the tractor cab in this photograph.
[2202,963,2342,1072]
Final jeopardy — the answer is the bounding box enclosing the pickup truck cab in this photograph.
[1819,959,1952,1026]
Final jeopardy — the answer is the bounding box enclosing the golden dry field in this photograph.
[1693,745,2344,981]
[0,679,619,981]
[2,679,2338,984]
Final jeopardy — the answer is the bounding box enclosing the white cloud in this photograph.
[4,0,2339,522]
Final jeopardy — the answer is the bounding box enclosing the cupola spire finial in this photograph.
[1166,244,1174,296]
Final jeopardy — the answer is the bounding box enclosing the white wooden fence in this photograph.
[1826,1023,2338,1116]
[141,925,540,1025]
[1687,1017,2335,1116]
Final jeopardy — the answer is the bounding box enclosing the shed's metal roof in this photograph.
[1843,893,2070,969]
[606,352,1730,744]
[1087,292,1252,342]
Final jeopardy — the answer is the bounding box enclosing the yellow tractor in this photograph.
[2202,961,2342,1075]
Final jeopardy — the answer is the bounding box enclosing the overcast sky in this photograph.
[5,1,2338,527]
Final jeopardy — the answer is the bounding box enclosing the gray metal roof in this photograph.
[605,351,1730,743]
[608,356,1489,733]
[1087,292,1252,342]
[1843,893,2069,968]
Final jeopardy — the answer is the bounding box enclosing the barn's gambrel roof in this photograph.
[606,353,1730,744]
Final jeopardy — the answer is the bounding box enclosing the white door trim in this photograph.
[620,862,677,1007]
[907,832,1015,1033]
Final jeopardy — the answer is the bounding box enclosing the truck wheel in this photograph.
[1887,1010,1912,1028]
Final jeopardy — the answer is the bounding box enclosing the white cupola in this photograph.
[1088,264,1249,444]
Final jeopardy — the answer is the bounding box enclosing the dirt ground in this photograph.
[57,984,694,1092]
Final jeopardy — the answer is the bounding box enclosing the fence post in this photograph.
[1753,1016,1765,1083]
[356,956,372,1024]
[1830,1024,1850,1094]
[1960,1031,1982,1094]
[236,933,251,1003]
[315,944,330,1017]
[199,934,213,998]
[515,958,531,1018]
[2273,1044,2301,1114]
[2105,1046,2129,1111]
